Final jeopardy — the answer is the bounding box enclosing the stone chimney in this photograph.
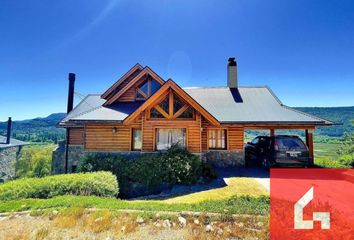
[227,57,237,88]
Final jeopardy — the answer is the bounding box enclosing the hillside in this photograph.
[0,113,66,143]
[0,107,353,143]
[294,106,354,137]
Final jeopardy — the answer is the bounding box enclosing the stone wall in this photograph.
[0,146,22,182]
[52,142,143,174]
[52,141,85,174]
[52,143,245,174]
[201,150,245,168]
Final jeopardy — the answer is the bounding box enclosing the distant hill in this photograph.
[294,106,354,137]
[0,107,353,143]
[0,113,66,143]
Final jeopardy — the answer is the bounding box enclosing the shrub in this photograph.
[338,154,354,168]
[0,171,118,200]
[78,145,203,197]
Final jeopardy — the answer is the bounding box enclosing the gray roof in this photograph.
[60,87,331,125]
[0,136,28,149]
[60,94,143,125]
[184,86,331,124]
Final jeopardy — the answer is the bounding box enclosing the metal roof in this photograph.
[184,86,332,124]
[60,95,143,125]
[0,136,28,149]
[60,87,332,125]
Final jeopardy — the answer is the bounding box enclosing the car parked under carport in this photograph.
[245,135,312,168]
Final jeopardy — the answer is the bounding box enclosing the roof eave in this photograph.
[220,121,334,126]
[58,119,123,128]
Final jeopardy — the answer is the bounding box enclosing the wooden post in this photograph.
[270,129,275,137]
[305,129,314,165]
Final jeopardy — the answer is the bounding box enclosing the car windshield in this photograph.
[275,137,307,151]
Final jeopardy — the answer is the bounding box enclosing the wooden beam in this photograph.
[101,63,143,99]
[137,88,148,98]
[123,79,220,126]
[173,104,189,119]
[169,89,173,118]
[104,67,165,105]
[305,129,314,165]
[154,105,170,119]
[244,125,315,130]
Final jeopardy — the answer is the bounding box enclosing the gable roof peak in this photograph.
[101,63,144,99]
[103,65,165,106]
[123,77,220,126]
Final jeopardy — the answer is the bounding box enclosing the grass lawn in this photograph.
[0,194,269,216]
[164,177,268,204]
[0,177,269,215]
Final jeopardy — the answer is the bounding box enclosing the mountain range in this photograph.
[0,107,353,143]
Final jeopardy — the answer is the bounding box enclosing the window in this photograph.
[274,137,307,151]
[136,77,161,100]
[132,128,142,150]
[156,128,186,150]
[208,129,226,149]
[149,89,194,119]
[251,137,259,145]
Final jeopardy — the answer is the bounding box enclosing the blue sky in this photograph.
[0,0,354,121]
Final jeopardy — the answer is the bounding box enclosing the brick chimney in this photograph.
[227,57,237,88]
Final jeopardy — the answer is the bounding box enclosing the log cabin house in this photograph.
[53,58,332,173]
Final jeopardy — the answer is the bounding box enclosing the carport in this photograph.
[186,86,333,167]
[244,124,315,164]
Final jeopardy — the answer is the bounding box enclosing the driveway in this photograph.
[216,167,270,191]
[133,167,270,202]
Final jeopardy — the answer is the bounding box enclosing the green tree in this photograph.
[15,144,55,178]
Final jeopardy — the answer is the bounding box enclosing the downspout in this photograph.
[65,73,76,173]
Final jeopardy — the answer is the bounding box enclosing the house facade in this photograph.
[0,118,28,182]
[52,58,332,173]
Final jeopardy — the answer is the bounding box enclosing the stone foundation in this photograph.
[52,142,143,174]
[0,146,23,182]
[201,150,245,168]
[52,141,86,174]
[52,143,245,174]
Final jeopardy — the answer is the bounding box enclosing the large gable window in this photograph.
[149,89,195,120]
[136,77,160,100]
[156,128,186,150]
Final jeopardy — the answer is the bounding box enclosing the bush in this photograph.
[78,145,203,197]
[338,154,354,168]
[0,171,118,201]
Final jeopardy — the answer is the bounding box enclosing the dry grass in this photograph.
[0,209,269,240]
[34,226,49,240]
[163,177,268,204]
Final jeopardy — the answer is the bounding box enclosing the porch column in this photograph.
[270,129,275,136]
[305,129,314,165]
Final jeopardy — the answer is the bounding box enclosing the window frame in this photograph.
[135,77,160,101]
[131,128,142,151]
[147,90,195,120]
[155,127,187,151]
[208,128,227,150]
